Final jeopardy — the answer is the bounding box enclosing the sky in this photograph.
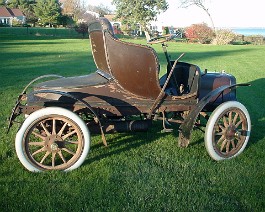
[87,0,265,28]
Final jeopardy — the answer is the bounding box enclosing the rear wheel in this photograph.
[205,101,251,160]
[16,107,90,172]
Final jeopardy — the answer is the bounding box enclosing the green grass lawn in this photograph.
[0,34,264,211]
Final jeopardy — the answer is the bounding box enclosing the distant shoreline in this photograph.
[219,27,265,36]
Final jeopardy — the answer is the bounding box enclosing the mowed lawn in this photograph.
[0,34,264,211]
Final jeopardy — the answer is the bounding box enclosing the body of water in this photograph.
[230,28,265,36]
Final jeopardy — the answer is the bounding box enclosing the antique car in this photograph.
[8,18,251,172]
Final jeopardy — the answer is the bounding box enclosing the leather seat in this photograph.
[88,18,162,99]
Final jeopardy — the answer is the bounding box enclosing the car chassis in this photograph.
[8,18,251,172]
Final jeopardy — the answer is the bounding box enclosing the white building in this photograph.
[0,7,26,26]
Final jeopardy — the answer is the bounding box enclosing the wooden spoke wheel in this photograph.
[16,107,90,172]
[205,101,251,160]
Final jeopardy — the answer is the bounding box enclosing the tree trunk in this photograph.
[144,30,151,41]
[203,8,215,31]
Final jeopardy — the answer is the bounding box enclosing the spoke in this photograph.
[52,118,56,135]
[226,140,231,153]
[62,147,75,155]
[52,152,56,167]
[223,116,228,127]
[58,151,66,163]
[62,130,77,140]
[29,141,45,146]
[40,151,51,164]
[65,140,79,145]
[32,131,46,140]
[218,123,225,131]
[235,135,243,143]
[235,119,243,128]
[233,113,239,125]
[215,132,223,136]
[220,139,227,152]
[32,147,46,156]
[231,139,236,149]
[228,112,233,125]
[58,122,68,137]
[40,122,51,136]
[217,135,225,145]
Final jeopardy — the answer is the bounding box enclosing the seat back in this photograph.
[103,31,162,99]
[88,18,162,99]
[88,18,116,75]
[167,62,201,97]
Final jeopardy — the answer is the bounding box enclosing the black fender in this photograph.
[8,75,64,133]
[178,83,250,147]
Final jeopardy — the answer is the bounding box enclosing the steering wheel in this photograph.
[147,34,174,44]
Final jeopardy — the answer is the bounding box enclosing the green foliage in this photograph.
[58,14,75,27]
[212,29,236,45]
[0,26,83,37]
[185,23,214,44]
[163,26,169,35]
[0,0,5,6]
[75,22,88,38]
[243,35,264,45]
[18,0,38,25]
[34,0,61,27]
[6,0,20,8]
[112,0,168,30]
[11,17,23,26]
[0,22,9,27]
[0,34,265,211]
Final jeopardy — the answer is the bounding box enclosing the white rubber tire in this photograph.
[205,101,251,161]
[15,107,90,172]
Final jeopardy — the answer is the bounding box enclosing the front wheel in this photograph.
[15,107,90,172]
[205,101,251,161]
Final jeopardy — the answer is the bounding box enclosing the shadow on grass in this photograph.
[237,77,265,147]
[83,122,169,165]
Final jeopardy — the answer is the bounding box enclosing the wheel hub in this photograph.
[225,125,237,140]
[51,143,59,151]
[45,135,63,152]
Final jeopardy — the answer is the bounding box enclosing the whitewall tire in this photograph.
[15,107,90,172]
[205,101,251,161]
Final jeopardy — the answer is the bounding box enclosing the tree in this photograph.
[34,0,61,27]
[61,0,80,18]
[18,0,38,26]
[112,0,168,39]
[179,0,215,30]
[0,0,6,6]
[185,23,214,43]
[87,3,112,16]
[75,22,88,38]
[7,0,20,8]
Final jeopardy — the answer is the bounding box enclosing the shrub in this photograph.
[244,35,264,45]
[163,26,169,35]
[75,22,88,38]
[212,29,236,45]
[11,17,23,27]
[185,23,214,44]
[0,23,9,27]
